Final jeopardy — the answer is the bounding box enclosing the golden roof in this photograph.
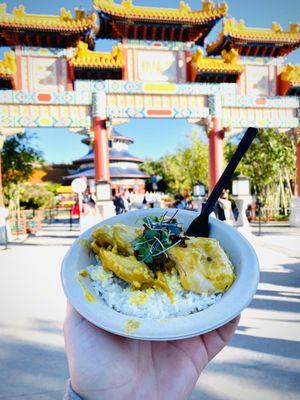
[0,3,97,31]
[280,65,300,83]
[94,0,228,23]
[192,48,243,74]
[70,41,123,69]
[0,51,16,77]
[207,18,300,54]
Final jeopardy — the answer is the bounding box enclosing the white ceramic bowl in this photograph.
[61,208,259,341]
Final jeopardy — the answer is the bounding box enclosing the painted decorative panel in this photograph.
[239,63,278,97]
[222,95,299,109]
[0,91,91,105]
[104,81,237,95]
[247,65,269,96]
[222,107,298,128]
[15,46,71,92]
[74,80,238,95]
[0,104,91,128]
[105,93,208,119]
[16,46,70,57]
[125,40,191,51]
[240,57,284,66]
[74,80,106,92]
[135,50,179,82]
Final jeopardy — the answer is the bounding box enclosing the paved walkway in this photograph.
[0,221,299,400]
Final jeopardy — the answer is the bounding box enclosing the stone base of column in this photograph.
[233,196,254,241]
[193,197,203,212]
[290,197,300,227]
[96,200,116,220]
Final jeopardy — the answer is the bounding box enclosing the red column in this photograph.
[209,117,223,192]
[66,61,74,91]
[185,51,192,82]
[93,117,110,183]
[297,140,300,197]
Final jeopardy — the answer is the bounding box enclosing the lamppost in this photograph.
[232,175,253,234]
[193,181,206,212]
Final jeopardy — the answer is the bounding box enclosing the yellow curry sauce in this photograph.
[124,319,140,334]
[78,269,97,303]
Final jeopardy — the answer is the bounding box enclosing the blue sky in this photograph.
[2,0,300,163]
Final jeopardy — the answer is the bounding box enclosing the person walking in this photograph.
[113,193,125,215]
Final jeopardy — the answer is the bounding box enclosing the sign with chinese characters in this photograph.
[136,50,178,82]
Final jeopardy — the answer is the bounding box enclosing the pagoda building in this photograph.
[65,129,149,192]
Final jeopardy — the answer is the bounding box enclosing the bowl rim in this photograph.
[61,208,259,341]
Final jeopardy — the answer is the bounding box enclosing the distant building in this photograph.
[28,162,73,185]
[65,129,149,193]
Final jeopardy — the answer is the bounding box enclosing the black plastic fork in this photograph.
[185,127,258,238]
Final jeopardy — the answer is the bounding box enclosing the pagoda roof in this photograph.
[206,19,300,57]
[82,129,134,145]
[94,0,228,44]
[69,41,123,80]
[0,51,16,89]
[191,47,243,83]
[73,148,144,165]
[65,166,149,180]
[111,129,134,143]
[0,4,97,48]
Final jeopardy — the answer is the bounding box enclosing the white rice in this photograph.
[87,264,222,319]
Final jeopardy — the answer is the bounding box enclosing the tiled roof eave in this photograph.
[229,34,300,44]
[0,23,95,32]
[207,28,300,55]
[105,15,220,25]
[197,69,241,74]
[98,8,225,24]
[72,157,144,164]
[0,72,13,78]
[72,64,121,70]
[110,157,143,163]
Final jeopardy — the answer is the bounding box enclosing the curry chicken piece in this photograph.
[98,248,173,300]
[98,248,154,289]
[91,224,142,256]
[168,237,235,294]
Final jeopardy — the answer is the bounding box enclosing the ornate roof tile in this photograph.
[192,48,243,74]
[0,51,16,78]
[94,0,227,24]
[280,64,300,83]
[207,18,300,56]
[69,41,123,69]
[0,3,97,32]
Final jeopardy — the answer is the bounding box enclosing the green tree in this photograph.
[2,133,42,187]
[141,130,209,194]
[140,158,169,192]
[19,183,55,210]
[225,128,296,212]
[1,132,42,206]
